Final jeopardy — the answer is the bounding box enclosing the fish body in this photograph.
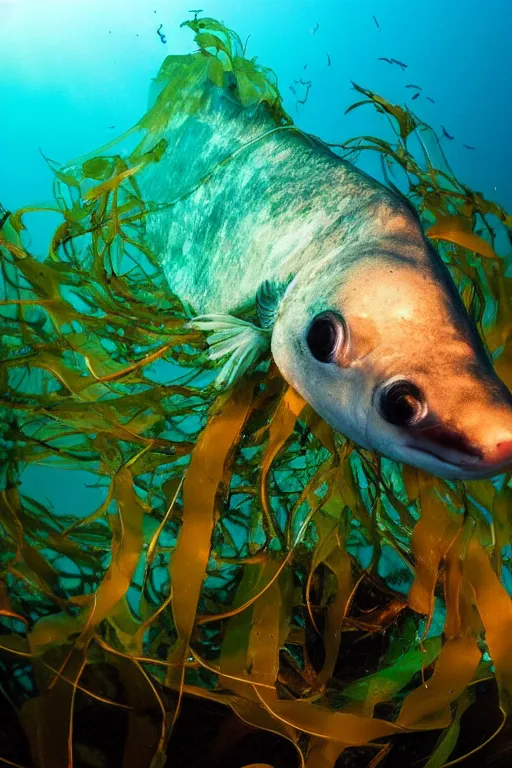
[411,92,420,100]
[137,54,512,480]
[405,84,421,90]
[441,125,454,140]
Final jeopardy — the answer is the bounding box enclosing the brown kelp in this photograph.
[1,16,512,768]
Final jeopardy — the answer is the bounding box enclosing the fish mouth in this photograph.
[404,444,502,479]
[407,444,494,480]
[406,445,455,467]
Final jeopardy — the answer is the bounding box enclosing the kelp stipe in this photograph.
[1,15,512,768]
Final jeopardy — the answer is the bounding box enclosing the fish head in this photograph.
[271,216,512,480]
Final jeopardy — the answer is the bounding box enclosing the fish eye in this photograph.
[378,379,427,427]
[306,311,345,363]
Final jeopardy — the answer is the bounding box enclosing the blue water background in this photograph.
[1,0,511,213]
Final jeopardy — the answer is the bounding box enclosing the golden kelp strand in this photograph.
[396,636,481,729]
[167,381,256,691]
[465,539,512,711]
[426,215,500,260]
[422,689,475,768]
[312,526,352,691]
[408,474,462,622]
[259,386,306,546]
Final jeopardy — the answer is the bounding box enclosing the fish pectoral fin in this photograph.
[186,314,271,389]
[256,278,292,328]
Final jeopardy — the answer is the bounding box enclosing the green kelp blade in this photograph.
[343,637,441,714]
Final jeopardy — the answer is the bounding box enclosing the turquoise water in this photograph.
[1,0,511,214]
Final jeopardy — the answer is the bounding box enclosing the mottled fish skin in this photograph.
[140,74,409,315]
[137,57,512,480]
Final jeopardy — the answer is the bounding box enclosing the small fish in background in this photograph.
[373,15,380,30]
[405,84,422,90]
[304,64,308,70]
[411,92,420,100]
[441,125,454,140]
[378,57,393,64]
[426,96,435,103]
[108,125,115,130]
[296,81,313,112]
[289,85,297,95]
[463,144,476,150]
[390,58,408,70]
[310,22,319,34]
[326,53,332,67]
[157,24,167,44]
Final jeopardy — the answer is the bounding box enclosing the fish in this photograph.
[326,53,331,67]
[441,125,454,140]
[136,52,512,481]
[289,85,297,95]
[378,57,393,64]
[296,81,313,111]
[426,96,435,103]
[463,144,476,150]
[157,24,167,44]
[405,84,422,90]
[411,92,420,100]
[390,58,408,69]
[310,23,319,34]
[373,15,380,30]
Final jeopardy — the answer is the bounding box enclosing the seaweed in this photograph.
[0,15,511,768]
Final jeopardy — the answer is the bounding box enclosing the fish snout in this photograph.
[480,434,512,472]
[405,417,512,478]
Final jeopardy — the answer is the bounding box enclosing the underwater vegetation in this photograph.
[1,14,512,768]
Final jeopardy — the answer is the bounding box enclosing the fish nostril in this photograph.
[491,439,512,465]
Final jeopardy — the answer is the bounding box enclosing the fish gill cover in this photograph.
[0,14,512,768]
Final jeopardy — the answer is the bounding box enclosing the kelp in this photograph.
[0,15,512,768]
